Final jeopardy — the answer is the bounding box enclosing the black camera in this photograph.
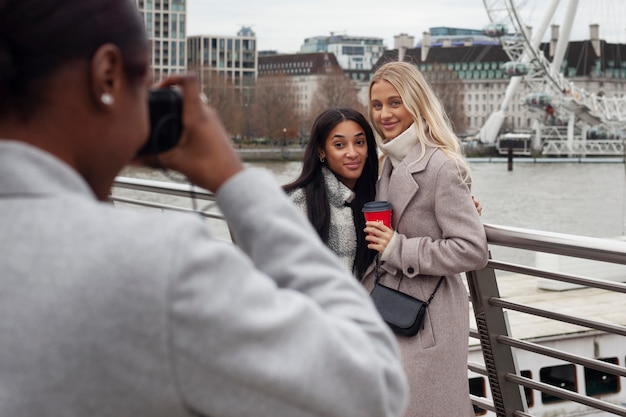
[137,88,183,155]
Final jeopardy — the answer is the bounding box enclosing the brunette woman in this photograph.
[284,108,379,278]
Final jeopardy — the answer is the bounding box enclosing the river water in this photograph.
[245,160,626,236]
[118,160,626,268]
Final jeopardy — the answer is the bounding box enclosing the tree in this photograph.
[309,73,366,118]
[250,74,300,144]
[193,67,244,137]
[423,64,468,135]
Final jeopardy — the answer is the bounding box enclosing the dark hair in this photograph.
[0,0,149,120]
[284,108,378,278]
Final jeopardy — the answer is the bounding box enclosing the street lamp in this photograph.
[282,127,287,147]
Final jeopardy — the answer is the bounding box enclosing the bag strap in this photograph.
[425,276,445,305]
[375,253,445,305]
[374,253,382,284]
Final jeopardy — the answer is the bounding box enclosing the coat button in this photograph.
[407,267,415,274]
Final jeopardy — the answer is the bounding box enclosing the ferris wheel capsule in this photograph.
[524,92,552,108]
[502,61,530,77]
[483,23,508,37]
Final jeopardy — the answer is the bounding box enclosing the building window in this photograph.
[540,364,577,404]
[585,357,620,397]
[468,377,487,415]
[520,370,534,408]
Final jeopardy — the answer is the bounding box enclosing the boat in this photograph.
[496,132,533,155]
[112,176,626,417]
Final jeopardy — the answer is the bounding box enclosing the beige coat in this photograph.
[361,145,488,417]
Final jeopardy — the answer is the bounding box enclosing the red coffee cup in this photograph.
[363,201,392,228]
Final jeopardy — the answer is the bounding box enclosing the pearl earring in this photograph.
[101,93,114,105]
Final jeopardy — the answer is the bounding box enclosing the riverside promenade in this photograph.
[236,146,305,162]
[236,146,626,164]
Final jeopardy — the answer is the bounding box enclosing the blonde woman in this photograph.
[362,61,489,417]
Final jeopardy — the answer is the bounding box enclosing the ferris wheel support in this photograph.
[548,0,580,150]
[550,0,578,75]
[480,0,562,144]
[484,0,626,155]
[567,111,576,155]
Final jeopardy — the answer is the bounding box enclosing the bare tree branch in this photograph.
[310,73,366,117]
[423,64,468,135]
[251,75,301,143]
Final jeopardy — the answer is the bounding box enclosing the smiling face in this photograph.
[369,80,414,141]
[319,120,368,189]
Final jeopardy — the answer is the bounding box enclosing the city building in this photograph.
[376,30,511,136]
[419,26,497,47]
[374,26,626,138]
[135,0,186,82]
[300,33,386,72]
[257,52,344,119]
[186,27,258,104]
[299,36,329,53]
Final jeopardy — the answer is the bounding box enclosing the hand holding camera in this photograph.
[137,88,183,156]
[138,74,243,193]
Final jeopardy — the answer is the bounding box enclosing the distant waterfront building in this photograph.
[258,50,280,57]
[187,27,258,104]
[299,36,329,53]
[258,52,345,127]
[300,33,386,72]
[135,0,186,82]
[410,32,511,135]
[374,26,626,137]
[394,33,416,49]
[419,26,497,47]
[394,33,416,62]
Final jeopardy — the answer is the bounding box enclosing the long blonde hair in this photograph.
[368,61,470,183]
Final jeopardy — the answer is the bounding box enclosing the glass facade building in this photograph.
[136,0,187,81]
[187,28,258,105]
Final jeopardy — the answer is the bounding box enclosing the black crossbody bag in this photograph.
[370,255,444,337]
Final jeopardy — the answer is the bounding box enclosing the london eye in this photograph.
[480,0,626,156]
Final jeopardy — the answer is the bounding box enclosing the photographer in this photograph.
[0,1,408,416]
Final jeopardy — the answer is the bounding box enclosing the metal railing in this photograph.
[110,177,626,417]
[110,176,233,241]
[467,224,626,417]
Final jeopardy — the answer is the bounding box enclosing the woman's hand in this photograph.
[137,73,243,193]
[364,221,394,254]
[472,195,483,216]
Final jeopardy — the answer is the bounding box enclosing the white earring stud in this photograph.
[101,93,114,105]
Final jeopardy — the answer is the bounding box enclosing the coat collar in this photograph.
[321,165,355,207]
[379,142,438,180]
[0,140,95,199]
[404,143,438,174]
[377,144,439,224]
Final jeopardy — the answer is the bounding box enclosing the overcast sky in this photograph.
[186,1,625,53]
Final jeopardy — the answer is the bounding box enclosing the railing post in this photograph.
[466,262,527,417]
